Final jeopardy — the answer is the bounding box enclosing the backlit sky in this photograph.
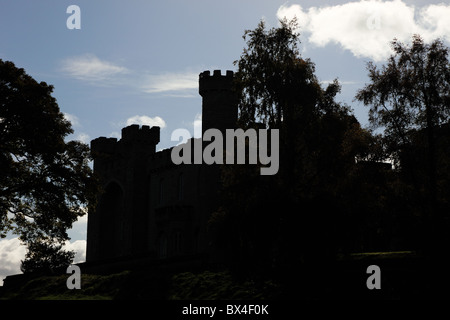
[1,0,449,284]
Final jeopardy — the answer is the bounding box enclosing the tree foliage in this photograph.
[20,237,75,274]
[210,22,450,291]
[211,20,379,283]
[356,35,450,166]
[356,35,450,253]
[0,59,99,271]
[234,19,322,129]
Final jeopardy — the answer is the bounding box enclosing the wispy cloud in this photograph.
[140,72,198,94]
[60,54,130,83]
[277,1,450,62]
[60,54,199,96]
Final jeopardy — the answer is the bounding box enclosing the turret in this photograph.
[199,70,237,136]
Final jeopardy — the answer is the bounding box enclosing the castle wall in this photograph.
[87,70,236,263]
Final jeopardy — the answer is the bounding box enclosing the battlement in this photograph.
[91,125,160,158]
[121,124,160,145]
[91,137,118,155]
[199,70,234,96]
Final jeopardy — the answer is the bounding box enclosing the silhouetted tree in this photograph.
[0,59,98,270]
[20,237,74,274]
[355,35,450,253]
[211,20,374,290]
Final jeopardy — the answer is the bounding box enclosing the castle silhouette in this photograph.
[86,70,237,263]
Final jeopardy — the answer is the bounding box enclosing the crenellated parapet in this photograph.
[121,124,160,146]
[90,137,117,156]
[90,124,161,181]
[91,125,160,157]
[199,70,234,96]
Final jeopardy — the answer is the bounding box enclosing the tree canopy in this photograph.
[356,35,450,253]
[211,20,377,285]
[0,59,98,272]
[356,35,450,164]
[210,22,450,295]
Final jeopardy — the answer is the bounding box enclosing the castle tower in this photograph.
[199,70,237,136]
[87,125,160,262]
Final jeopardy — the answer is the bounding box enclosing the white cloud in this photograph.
[141,72,198,94]
[60,54,129,83]
[126,115,166,128]
[126,115,167,129]
[63,113,80,127]
[180,113,202,138]
[0,238,26,286]
[277,1,450,61]
[193,113,202,138]
[60,54,200,95]
[419,4,450,40]
[76,133,90,144]
[68,214,88,240]
[63,114,91,144]
[109,131,121,139]
[63,240,86,264]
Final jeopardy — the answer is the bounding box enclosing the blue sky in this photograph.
[1,0,449,284]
